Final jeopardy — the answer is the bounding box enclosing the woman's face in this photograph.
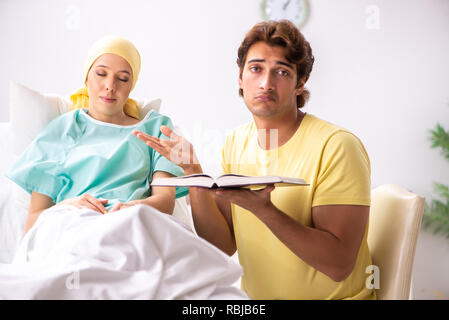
[86,53,133,118]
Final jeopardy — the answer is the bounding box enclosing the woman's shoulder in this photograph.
[38,109,80,135]
[144,110,171,121]
[139,110,175,131]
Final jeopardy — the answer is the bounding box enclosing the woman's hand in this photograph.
[133,126,202,175]
[57,193,108,214]
[108,199,142,213]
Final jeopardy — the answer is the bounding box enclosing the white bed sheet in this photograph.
[0,122,26,263]
[0,204,246,299]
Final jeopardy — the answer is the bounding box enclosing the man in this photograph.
[135,20,376,300]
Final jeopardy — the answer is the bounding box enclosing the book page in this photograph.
[178,174,213,179]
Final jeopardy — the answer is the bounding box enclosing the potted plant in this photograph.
[423,123,449,238]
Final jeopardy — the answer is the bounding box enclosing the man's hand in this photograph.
[133,126,201,174]
[213,184,275,214]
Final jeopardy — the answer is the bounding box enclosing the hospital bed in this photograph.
[0,82,245,299]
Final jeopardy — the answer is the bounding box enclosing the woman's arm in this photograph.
[26,192,110,232]
[142,170,176,214]
[26,191,55,233]
[108,170,176,214]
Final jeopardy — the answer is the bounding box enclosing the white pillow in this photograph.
[9,81,161,156]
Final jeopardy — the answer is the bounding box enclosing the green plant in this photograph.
[422,123,449,238]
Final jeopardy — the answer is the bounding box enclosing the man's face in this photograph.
[239,42,304,119]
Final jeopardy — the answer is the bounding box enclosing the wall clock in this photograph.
[261,0,310,28]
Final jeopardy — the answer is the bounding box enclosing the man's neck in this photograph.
[253,109,305,150]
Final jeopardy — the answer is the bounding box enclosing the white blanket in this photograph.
[0,204,247,300]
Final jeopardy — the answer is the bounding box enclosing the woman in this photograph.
[7,36,187,232]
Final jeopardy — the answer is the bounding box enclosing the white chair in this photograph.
[368,184,425,300]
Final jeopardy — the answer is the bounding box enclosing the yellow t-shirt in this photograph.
[221,113,376,300]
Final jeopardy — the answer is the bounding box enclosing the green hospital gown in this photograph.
[7,108,187,210]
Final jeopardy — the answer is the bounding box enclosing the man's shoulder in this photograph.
[231,121,255,133]
[221,122,256,157]
[304,113,346,135]
[305,114,367,155]
[304,113,361,142]
[226,121,255,141]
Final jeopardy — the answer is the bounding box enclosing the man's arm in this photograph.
[309,205,369,281]
[263,204,368,282]
[185,166,236,256]
[133,128,237,255]
[214,187,369,282]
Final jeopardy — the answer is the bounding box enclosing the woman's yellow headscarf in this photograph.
[70,36,141,120]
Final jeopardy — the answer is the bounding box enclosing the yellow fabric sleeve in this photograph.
[312,131,371,207]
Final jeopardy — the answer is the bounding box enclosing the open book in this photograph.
[151,174,308,189]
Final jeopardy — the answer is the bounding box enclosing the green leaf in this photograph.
[433,183,449,201]
[423,122,449,239]
[429,123,449,161]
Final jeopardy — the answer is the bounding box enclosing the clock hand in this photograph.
[283,0,291,11]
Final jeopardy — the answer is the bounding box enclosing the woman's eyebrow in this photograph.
[95,65,130,74]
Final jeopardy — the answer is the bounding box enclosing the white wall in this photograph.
[1,0,448,298]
